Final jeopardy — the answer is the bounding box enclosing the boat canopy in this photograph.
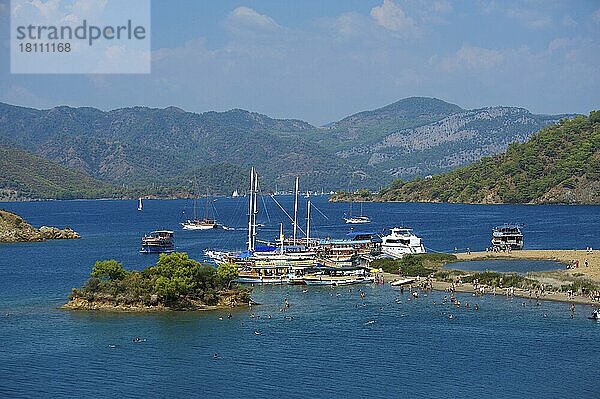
[346,231,381,241]
[254,245,278,252]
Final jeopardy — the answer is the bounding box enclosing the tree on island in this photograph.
[68,252,248,310]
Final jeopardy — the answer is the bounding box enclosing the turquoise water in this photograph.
[448,259,564,274]
[1,198,599,398]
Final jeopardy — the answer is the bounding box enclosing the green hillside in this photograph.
[0,146,122,200]
[341,112,599,204]
[0,98,569,196]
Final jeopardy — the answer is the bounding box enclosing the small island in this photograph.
[0,209,80,243]
[62,252,251,311]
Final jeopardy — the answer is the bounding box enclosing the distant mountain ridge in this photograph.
[0,97,572,198]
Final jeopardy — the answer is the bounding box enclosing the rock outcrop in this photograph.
[0,209,80,243]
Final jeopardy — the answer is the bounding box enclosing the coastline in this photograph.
[383,249,600,306]
[61,292,250,313]
[59,298,246,312]
[454,249,600,281]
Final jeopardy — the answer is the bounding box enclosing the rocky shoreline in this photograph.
[0,209,80,243]
[62,289,250,312]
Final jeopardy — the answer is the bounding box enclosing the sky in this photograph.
[0,0,599,125]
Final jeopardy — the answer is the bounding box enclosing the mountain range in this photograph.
[0,97,571,199]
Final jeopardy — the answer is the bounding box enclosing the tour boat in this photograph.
[301,266,374,286]
[491,224,524,250]
[380,227,426,259]
[317,231,382,267]
[140,230,174,253]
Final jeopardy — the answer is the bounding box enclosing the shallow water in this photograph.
[447,259,564,273]
[1,198,599,398]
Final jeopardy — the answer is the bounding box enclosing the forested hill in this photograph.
[0,98,569,196]
[339,112,599,204]
[0,145,121,200]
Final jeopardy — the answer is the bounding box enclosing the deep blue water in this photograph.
[1,197,599,398]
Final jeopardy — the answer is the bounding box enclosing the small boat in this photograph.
[390,278,415,286]
[491,224,524,250]
[137,197,143,211]
[140,230,174,253]
[381,227,426,259]
[232,190,239,197]
[588,309,600,320]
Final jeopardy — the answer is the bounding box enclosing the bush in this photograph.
[560,279,599,293]
[372,253,457,276]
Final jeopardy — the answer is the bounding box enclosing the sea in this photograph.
[1,196,599,398]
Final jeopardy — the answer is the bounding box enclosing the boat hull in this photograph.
[181,224,216,230]
[234,276,288,284]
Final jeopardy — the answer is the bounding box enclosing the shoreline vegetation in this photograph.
[331,111,600,205]
[377,250,600,305]
[0,209,80,243]
[62,253,251,312]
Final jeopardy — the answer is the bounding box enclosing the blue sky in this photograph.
[1,0,599,125]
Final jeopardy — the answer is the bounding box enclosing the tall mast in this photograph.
[205,187,209,220]
[293,176,299,245]
[306,200,311,243]
[247,167,254,251]
[279,223,284,255]
[252,170,258,250]
[193,177,198,220]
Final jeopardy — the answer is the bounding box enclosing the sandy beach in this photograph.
[382,249,600,306]
[455,249,600,282]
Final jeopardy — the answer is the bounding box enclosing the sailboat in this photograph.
[181,179,217,230]
[137,197,143,211]
[344,201,370,224]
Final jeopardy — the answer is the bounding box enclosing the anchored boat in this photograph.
[380,227,425,259]
[181,179,217,230]
[344,201,370,224]
[140,230,174,253]
[491,224,523,250]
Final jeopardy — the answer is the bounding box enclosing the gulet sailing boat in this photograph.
[181,179,217,230]
[344,201,370,224]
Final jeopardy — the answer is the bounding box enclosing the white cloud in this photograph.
[440,45,505,72]
[506,8,551,29]
[227,6,280,31]
[370,0,417,34]
[31,0,60,18]
[62,0,108,24]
